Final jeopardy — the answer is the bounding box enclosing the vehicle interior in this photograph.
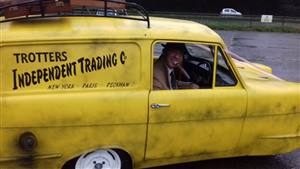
[154,42,237,89]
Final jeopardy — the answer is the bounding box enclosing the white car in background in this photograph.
[220,8,242,16]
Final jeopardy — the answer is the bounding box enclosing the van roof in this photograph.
[0,16,225,47]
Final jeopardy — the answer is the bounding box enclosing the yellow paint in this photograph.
[0,16,299,169]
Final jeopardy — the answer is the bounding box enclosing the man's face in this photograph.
[165,49,184,69]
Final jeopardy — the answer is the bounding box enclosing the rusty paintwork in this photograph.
[0,16,299,169]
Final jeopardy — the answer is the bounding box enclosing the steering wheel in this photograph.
[196,60,212,83]
[184,60,213,88]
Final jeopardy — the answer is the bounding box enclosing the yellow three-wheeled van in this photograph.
[1,0,300,169]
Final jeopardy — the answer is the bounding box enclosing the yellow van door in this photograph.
[146,88,247,160]
[146,42,247,160]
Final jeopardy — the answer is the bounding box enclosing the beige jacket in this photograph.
[153,58,196,90]
[153,58,170,90]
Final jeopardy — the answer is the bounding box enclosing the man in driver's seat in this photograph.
[153,43,199,90]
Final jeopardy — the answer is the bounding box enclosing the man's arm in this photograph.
[153,77,165,90]
[177,81,199,89]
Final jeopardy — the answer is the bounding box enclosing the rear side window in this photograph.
[216,47,237,87]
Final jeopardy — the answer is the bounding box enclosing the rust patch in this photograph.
[275,102,282,109]
[16,155,38,169]
[292,105,297,113]
[203,110,214,119]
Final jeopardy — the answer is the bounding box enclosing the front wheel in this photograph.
[75,149,130,169]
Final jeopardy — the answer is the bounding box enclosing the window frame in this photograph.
[151,40,219,90]
[214,46,239,87]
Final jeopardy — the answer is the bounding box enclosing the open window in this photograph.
[153,41,215,90]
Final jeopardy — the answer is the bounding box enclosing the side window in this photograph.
[216,47,237,87]
[153,42,215,90]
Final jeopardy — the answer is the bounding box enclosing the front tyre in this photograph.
[75,149,123,169]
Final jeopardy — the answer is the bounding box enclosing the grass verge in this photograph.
[206,22,300,33]
[150,13,300,33]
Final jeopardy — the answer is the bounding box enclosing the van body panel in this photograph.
[0,16,299,169]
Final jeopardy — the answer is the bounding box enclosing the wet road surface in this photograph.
[218,30,300,82]
[151,31,300,169]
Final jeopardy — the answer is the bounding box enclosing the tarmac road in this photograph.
[151,31,300,169]
[217,30,300,83]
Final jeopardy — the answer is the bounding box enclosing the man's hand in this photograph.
[178,81,200,89]
[189,83,200,89]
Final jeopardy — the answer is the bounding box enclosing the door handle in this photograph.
[151,103,170,109]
